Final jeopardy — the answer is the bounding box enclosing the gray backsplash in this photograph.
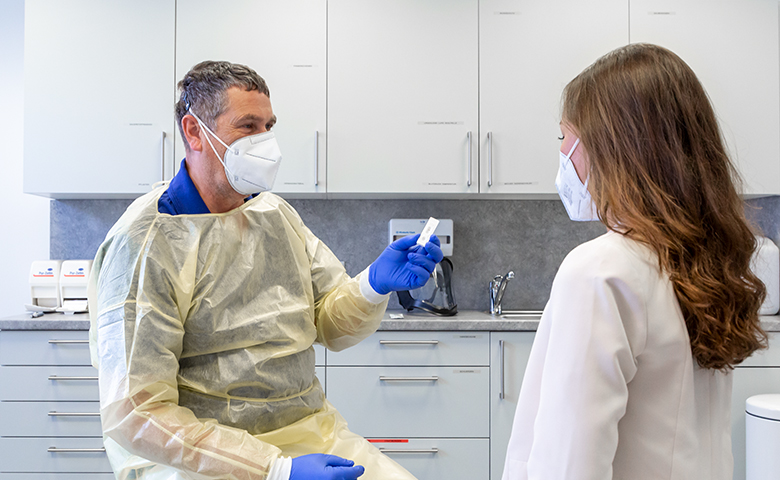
[51,196,780,312]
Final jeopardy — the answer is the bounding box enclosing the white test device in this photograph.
[417,217,440,247]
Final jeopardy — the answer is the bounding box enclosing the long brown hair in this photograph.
[562,43,767,370]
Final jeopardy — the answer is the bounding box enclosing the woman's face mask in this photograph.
[555,137,599,222]
[190,110,283,196]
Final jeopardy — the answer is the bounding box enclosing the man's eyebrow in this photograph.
[233,114,268,124]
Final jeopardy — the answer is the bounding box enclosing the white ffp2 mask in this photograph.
[190,111,282,196]
[555,138,598,222]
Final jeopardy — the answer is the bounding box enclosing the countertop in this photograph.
[2,311,780,332]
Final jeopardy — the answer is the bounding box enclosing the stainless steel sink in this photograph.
[497,310,543,319]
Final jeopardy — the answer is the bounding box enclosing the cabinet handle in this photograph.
[48,339,89,344]
[49,411,100,417]
[48,376,98,381]
[467,131,472,187]
[499,339,505,400]
[379,340,439,345]
[379,376,439,382]
[488,131,493,188]
[160,131,166,181]
[314,130,319,186]
[379,448,439,454]
[48,447,106,453]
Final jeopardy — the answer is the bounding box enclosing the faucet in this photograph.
[489,271,515,315]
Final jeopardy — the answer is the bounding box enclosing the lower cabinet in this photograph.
[327,331,493,479]
[489,332,535,480]
[9,326,772,478]
[0,329,111,476]
[731,333,780,480]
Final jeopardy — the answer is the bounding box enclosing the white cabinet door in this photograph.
[630,0,780,196]
[731,367,780,480]
[327,0,479,194]
[480,1,628,195]
[175,0,327,195]
[490,332,535,480]
[23,0,175,198]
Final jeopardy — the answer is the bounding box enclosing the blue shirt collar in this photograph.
[161,159,211,215]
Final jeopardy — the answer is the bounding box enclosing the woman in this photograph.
[502,44,768,479]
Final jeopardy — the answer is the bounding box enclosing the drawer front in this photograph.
[327,331,489,366]
[740,333,780,367]
[0,366,99,401]
[0,401,102,437]
[0,330,91,366]
[0,437,111,473]
[328,366,489,437]
[369,438,489,480]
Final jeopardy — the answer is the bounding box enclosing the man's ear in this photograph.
[181,114,203,152]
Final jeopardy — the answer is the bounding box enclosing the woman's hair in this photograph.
[562,43,767,370]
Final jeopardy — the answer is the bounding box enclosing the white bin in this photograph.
[746,394,780,480]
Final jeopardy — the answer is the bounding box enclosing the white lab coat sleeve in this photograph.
[524,245,646,479]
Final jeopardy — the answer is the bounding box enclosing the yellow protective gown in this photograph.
[88,186,416,480]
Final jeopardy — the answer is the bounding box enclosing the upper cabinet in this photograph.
[21,1,780,198]
[23,0,175,198]
[175,0,327,195]
[479,0,628,195]
[327,0,480,195]
[629,0,780,196]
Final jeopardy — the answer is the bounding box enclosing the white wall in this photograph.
[0,0,50,315]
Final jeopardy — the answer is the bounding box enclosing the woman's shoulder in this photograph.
[559,231,659,284]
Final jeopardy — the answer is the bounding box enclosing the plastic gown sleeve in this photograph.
[88,224,282,480]
[507,241,646,479]
[294,211,389,352]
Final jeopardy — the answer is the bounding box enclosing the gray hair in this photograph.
[175,60,270,150]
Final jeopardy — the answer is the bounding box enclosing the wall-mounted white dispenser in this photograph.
[751,236,780,315]
[57,260,93,314]
[388,219,453,256]
[25,260,63,312]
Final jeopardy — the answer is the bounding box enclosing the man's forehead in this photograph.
[223,88,273,117]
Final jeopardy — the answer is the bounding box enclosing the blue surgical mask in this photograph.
[190,111,283,196]
[555,138,598,222]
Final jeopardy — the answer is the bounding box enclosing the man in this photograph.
[88,61,442,480]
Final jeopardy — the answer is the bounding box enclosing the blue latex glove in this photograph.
[290,454,365,480]
[368,234,444,295]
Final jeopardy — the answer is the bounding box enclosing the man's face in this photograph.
[208,87,277,159]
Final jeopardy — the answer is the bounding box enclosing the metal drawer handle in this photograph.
[379,448,439,454]
[499,339,505,400]
[379,376,439,382]
[49,411,100,417]
[48,339,89,344]
[379,340,439,345]
[48,376,99,381]
[48,447,106,453]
